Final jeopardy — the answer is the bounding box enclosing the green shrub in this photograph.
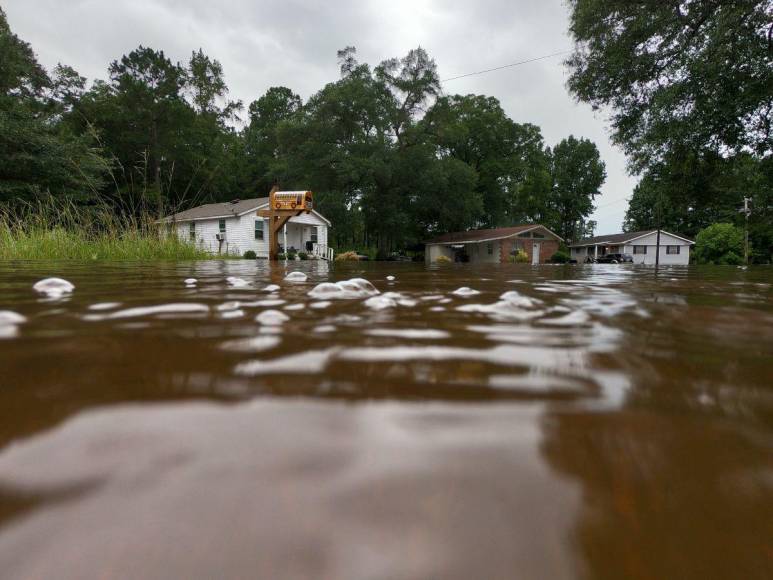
[549,250,571,263]
[243,250,257,260]
[694,223,746,264]
[335,251,361,261]
[298,252,309,260]
[276,252,287,260]
[508,249,529,263]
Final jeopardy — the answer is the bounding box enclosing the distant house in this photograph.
[569,230,694,264]
[162,196,332,259]
[425,225,563,264]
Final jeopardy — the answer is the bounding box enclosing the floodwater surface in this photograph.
[0,260,771,579]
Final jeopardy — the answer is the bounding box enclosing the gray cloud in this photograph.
[5,0,636,233]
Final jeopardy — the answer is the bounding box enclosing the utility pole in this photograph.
[655,191,662,269]
[743,196,751,265]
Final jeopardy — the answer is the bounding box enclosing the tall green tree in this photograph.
[0,7,106,204]
[242,86,302,197]
[548,136,606,241]
[423,94,551,229]
[566,0,773,171]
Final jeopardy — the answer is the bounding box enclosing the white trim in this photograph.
[162,202,332,227]
[251,202,332,226]
[426,225,563,246]
[569,229,694,247]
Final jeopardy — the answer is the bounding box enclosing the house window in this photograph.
[532,232,545,239]
[487,243,494,255]
[189,222,195,241]
[633,245,647,254]
[254,219,264,240]
[609,245,619,252]
[518,232,531,238]
[310,227,318,244]
[219,219,226,233]
[666,245,680,255]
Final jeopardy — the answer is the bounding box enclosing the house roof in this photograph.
[161,196,332,226]
[164,198,269,222]
[569,229,694,247]
[425,225,562,245]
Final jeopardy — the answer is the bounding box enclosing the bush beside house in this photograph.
[693,223,745,265]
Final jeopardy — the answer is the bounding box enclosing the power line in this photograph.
[440,50,573,83]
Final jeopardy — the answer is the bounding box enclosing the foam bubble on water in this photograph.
[220,309,245,319]
[451,287,480,297]
[312,325,337,333]
[88,302,122,311]
[308,278,379,300]
[284,272,308,283]
[0,310,26,339]
[216,301,242,312]
[538,309,591,326]
[255,309,289,325]
[499,291,543,309]
[429,306,446,312]
[251,299,286,307]
[226,277,250,288]
[456,301,543,321]
[0,311,27,325]
[283,303,305,311]
[386,275,395,281]
[220,335,281,352]
[420,295,444,301]
[262,284,281,293]
[378,292,417,308]
[364,295,398,310]
[184,278,197,286]
[309,301,332,309]
[365,328,450,339]
[32,277,74,298]
[84,303,210,320]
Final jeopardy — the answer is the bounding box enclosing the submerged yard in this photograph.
[0,260,771,579]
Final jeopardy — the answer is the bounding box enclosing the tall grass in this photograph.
[0,198,212,261]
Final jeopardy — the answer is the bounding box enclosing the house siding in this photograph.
[570,232,692,264]
[425,226,561,265]
[173,205,329,257]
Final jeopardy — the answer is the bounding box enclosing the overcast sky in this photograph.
[6,0,637,233]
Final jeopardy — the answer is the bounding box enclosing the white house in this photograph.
[425,225,563,265]
[569,230,694,265]
[162,196,333,259]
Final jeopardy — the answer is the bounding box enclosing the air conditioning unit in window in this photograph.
[216,233,227,242]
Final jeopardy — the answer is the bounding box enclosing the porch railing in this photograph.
[312,243,334,261]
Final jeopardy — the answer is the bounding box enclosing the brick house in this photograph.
[425,225,562,264]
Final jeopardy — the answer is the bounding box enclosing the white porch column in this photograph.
[594,245,598,259]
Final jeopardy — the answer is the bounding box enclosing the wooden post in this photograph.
[257,186,310,260]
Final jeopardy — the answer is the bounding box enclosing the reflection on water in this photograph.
[0,260,771,579]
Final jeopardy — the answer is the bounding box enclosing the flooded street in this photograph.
[0,260,771,579]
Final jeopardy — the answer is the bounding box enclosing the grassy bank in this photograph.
[0,200,212,261]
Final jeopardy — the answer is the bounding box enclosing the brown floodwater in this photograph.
[0,260,771,579]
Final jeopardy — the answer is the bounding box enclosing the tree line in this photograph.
[1,8,606,254]
[566,0,772,263]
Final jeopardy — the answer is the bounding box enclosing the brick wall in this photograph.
[499,238,560,263]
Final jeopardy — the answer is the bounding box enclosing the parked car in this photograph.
[595,253,633,263]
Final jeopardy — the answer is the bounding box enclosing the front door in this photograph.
[532,242,541,265]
